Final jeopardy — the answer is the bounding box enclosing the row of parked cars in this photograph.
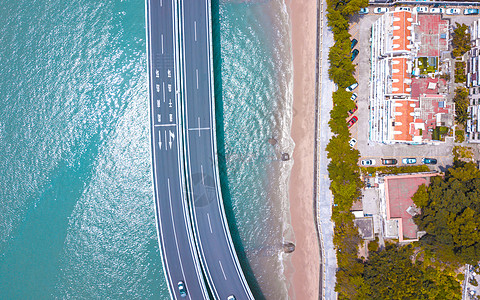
[364,6,479,15]
[360,157,437,166]
[346,82,359,128]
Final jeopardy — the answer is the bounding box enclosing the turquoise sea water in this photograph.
[215,0,294,299]
[0,0,167,298]
[0,0,293,299]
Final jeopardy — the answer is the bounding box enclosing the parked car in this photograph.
[422,158,437,165]
[348,104,358,116]
[351,49,359,61]
[178,281,187,297]
[464,8,479,15]
[374,7,389,14]
[429,8,444,14]
[346,82,358,92]
[351,93,358,101]
[349,138,357,148]
[416,7,428,13]
[382,158,398,165]
[395,7,411,12]
[351,38,358,49]
[347,116,358,128]
[402,158,417,164]
[446,8,460,15]
[359,8,369,14]
[227,296,236,300]
[361,159,376,166]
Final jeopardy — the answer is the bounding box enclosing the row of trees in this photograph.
[324,0,367,298]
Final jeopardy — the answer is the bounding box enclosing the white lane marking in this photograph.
[188,127,210,131]
[198,117,201,137]
[164,130,167,151]
[200,164,205,186]
[154,124,176,127]
[162,82,165,102]
[161,34,164,54]
[206,213,213,233]
[194,21,197,41]
[167,179,189,297]
[218,260,227,280]
[158,131,162,150]
[196,69,199,89]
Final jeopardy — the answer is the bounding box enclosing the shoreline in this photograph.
[285,0,320,299]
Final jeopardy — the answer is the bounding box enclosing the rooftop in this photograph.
[384,173,440,242]
[416,14,449,57]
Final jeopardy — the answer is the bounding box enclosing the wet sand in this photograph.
[286,0,320,299]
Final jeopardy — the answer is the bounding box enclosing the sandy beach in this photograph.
[286,0,320,299]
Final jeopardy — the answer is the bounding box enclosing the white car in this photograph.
[429,8,444,14]
[346,82,358,92]
[395,7,411,12]
[351,93,358,101]
[446,8,460,15]
[416,7,428,13]
[349,138,357,148]
[374,7,389,14]
[361,159,376,166]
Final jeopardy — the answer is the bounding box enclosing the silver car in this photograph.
[361,159,376,166]
[446,8,460,15]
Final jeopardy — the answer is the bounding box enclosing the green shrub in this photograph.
[455,130,465,143]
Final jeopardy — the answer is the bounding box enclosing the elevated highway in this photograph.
[180,0,254,299]
[146,0,209,299]
[146,0,255,299]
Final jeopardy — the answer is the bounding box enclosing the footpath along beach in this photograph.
[286,0,321,299]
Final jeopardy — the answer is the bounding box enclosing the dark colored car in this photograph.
[464,8,479,15]
[348,105,358,117]
[382,158,398,165]
[351,38,358,49]
[347,116,358,128]
[178,281,187,297]
[422,158,437,165]
[351,49,359,61]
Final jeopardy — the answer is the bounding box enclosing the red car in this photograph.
[347,116,358,128]
[348,105,358,117]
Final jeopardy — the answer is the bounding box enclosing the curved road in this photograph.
[180,0,254,299]
[146,0,209,299]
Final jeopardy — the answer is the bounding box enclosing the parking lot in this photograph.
[347,6,480,170]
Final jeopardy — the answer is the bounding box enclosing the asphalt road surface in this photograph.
[180,0,254,299]
[146,0,209,299]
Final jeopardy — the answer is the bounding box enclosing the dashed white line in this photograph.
[201,164,205,186]
[206,213,213,233]
[160,0,163,7]
[218,260,227,280]
[196,69,199,89]
[197,117,201,136]
[162,82,165,102]
[194,21,197,41]
[161,34,164,54]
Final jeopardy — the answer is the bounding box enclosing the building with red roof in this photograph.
[369,11,452,144]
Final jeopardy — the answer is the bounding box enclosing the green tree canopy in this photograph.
[414,161,480,265]
[364,244,461,300]
[452,23,472,57]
